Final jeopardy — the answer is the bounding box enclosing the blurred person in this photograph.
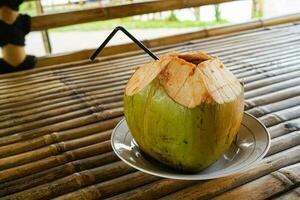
[0,0,36,74]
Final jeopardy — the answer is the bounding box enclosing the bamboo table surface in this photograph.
[0,23,300,200]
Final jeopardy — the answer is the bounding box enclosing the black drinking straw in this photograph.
[90,26,159,61]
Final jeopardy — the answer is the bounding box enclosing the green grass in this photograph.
[51,18,229,32]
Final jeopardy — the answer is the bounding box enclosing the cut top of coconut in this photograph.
[125,52,242,108]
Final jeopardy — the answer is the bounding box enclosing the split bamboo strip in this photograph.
[0,94,123,124]
[0,25,294,81]
[2,125,299,198]
[238,63,300,83]
[268,118,300,138]
[0,64,298,145]
[2,161,136,200]
[248,96,300,118]
[229,51,300,73]
[0,80,296,151]
[0,100,122,130]
[0,123,120,183]
[0,128,112,158]
[36,127,300,200]
[271,187,300,200]
[0,106,290,171]
[35,13,300,66]
[0,152,119,197]
[259,105,300,127]
[211,163,300,200]
[50,36,300,80]
[0,55,292,111]
[0,106,123,138]
[267,131,300,156]
[0,31,298,92]
[3,61,297,129]
[0,138,111,170]
[51,31,294,77]
[98,179,197,200]
[156,146,300,200]
[0,114,121,147]
[245,85,300,109]
[0,77,125,105]
[0,78,62,95]
[54,172,160,200]
[245,70,300,91]
[245,77,300,98]
[0,84,297,158]
[0,19,299,200]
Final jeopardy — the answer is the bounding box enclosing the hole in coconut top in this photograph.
[178,54,209,65]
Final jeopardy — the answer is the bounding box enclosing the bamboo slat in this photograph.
[0,152,119,196]
[106,146,300,200]
[211,163,300,200]
[32,0,235,30]
[272,187,300,200]
[35,13,300,67]
[0,22,300,199]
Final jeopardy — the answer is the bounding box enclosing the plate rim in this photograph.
[111,112,271,180]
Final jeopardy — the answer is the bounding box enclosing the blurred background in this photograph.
[18,0,300,56]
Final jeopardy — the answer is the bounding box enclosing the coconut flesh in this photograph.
[124,52,244,172]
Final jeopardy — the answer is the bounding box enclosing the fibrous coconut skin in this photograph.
[124,52,244,172]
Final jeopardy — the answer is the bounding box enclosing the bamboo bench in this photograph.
[0,20,300,199]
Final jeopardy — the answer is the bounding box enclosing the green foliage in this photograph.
[19,2,37,16]
[167,11,179,22]
[214,5,222,22]
[51,18,228,32]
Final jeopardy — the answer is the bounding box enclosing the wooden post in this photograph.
[35,1,52,54]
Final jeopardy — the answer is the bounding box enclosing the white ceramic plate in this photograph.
[111,112,270,180]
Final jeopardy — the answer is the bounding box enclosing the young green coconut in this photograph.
[124,52,244,173]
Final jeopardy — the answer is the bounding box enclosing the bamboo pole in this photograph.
[34,13,300,67]
[0,100,122,130]
[0,58,298,128]
[259,105,300,127]
[271,187,300,200]
[0,22,296,80]
[211,163,300,200]
[267,131,300,156]
[0,105,123,138]
[0,49,296,102]
[0,62,298,145]
[245,85,300,110]
[0,30,298,90]
[154,146,300,200]
[0,100,293,167]
[245,69,300,91]
[0,57,298,130]
[0,114,122,146]
[31,0,236,30]
[0,94,123,123]
[21,27,298,79]
[1,121,299,198]
[268,118,300,138]
[1,35,298,88]
[248,96,300,118]
[1,81,297,159]
[0,138,112,170]
[54,172,160,200]
[2,161,136,200]
[0,152,119,197]
[2,78,297,145]
[0,122,119,183]
[0,51,298,109]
